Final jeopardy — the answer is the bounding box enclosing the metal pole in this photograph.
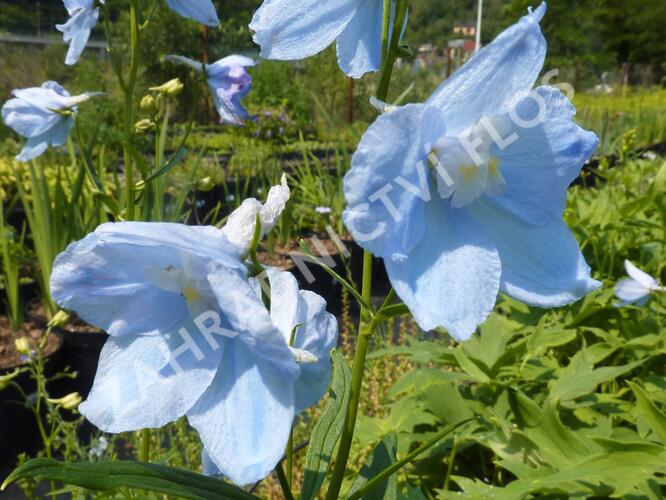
[475,0,483,53]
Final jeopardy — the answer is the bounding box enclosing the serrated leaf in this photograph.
[346,432,398,500]
[301,350,351,500]
[629,381,666,444]
[452,348,490,382]
[0,458,257,499]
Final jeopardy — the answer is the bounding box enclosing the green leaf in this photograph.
[0,458,257,499]
[145,146,188,182]
[346,432,398,500]
[301,350,352,500]
[452,348,490,382]
[628,381,666,444]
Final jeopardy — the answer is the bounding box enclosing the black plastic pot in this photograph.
[0,330,64,468]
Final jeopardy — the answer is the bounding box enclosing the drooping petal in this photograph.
[487,86,598,224]
[79,324,225,433]
[206,61,254,125]
[385,201,501,340]
[426,2,547,135]
[16,116,74,162]
[336,0,383,78]
[166,0,220,27]
[468,199,601,307]
[250,0,362,61]
[624,260,658,290]
[292,290,338,412]
[56,6,99,65]
[614,278,650,305]
[51,222,239,337]
[207,263,298,377]
[266,268,300,345]
[1,96,61,139]
[343,104,445,259]
[187,338,295,486]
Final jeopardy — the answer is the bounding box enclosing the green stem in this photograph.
[325,1,408,496]
[442,437,459,493]
[123,0,140,220]
[139,428,150,462]
[275,462,294,500]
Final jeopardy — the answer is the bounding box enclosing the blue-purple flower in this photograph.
[2,81,97,162]
[166,54,255,125]
[166,0,219,26]
[343,3,601,340]
[50,182,337,485]
[56,0,103,66]
[250,0,399,78]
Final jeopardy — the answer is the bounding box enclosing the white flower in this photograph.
[315,206,332,215]
[221,175,290,255]
[89,436,108,458]
[615,260,664,306]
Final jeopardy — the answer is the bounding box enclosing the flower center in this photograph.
[430,119,508,208]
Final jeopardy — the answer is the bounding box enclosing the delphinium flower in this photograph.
[166,54,255,125]
[56,0,104,65]
[166,0,220,27]
[343,2,601,340]
[250,0,400,78]
[615,260,664,306]
[1,82,99,162]
[50,179,338,485]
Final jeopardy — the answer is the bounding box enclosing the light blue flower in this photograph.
[166,0,219,27]
[615,260,664,306]
[56,0,103,66]
[1,81,96,162]
[250,0,400,78]
[50,218,336,484]
[166,54,255,125]
[343,2,601,340]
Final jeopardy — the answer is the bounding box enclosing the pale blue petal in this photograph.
[15,117,73,162]
[343,104,445,259]
[166,0,220,27]
[336,0,383,78]
[250,0,362,60]
[79,325,225,433]
[206,59,254,125]
[201,449,222,476]
[488,86,598,224]
[51,222,238,337]
[426,2,546,135]
[292,290,337,412]
[207,264,298,377]
[2,97,60,138]
[468,199,601,307]
[266,268,300,345]
[56,7,99,65]
[615,279,650,305]
[385,202,501,340]
[187,339,295,486]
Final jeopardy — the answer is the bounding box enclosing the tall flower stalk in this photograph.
[325,1,410,497]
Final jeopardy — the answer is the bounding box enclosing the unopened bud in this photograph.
[135,119,155,134]
[140,95,156,111]
[0,369,20,391]
[48,309,71,328]
[14,338,31,357]
[149,78,184,97]
[48,392,82,411]
[197,176,215,192]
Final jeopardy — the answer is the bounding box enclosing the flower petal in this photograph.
[336,0,383,78]
[615,278,650,305]
[187,339,295,486]
[385,201,501,340]
[51,222,238,337]
[292,290,338,412]
[488,86,598,224]
[468,199,601,307]
[624,260,658,289]
[343,104,445,259]
[79,325,225,432]
[207,263,298,377]
[166,0,220,27]
[250,0,362,60]
[56,6,99,65]
[426,2,546,135]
